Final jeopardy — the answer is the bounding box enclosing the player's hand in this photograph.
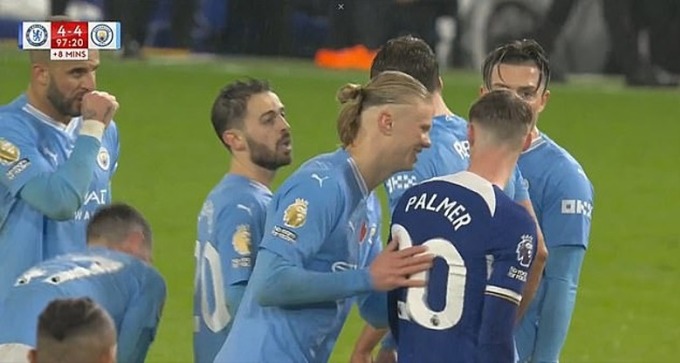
[375,348,397,363]
[369,239,433,291]
[81,91,119,126]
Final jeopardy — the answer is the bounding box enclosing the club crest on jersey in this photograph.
[232,224,252,256]
[283,198,308,228]
[0,139,20,165]
[97,147,110,170]
[516,234,534,268]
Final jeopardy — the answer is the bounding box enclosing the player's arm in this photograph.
[1,118,102,219]
[214,203,258,316]
[252,179,431,306]
[250,179,375,306]
[530,171,594,363]
[516,199,548,321]
[116,271,167,363]
[0,95,115,219]
[478,215,537,363]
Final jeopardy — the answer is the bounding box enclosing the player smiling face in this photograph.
[388,99,433,170]
[242,91,292,171]
[486,62,550,116]
[45,50,100,118]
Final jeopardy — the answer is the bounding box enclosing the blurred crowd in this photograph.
[49,0,679,87]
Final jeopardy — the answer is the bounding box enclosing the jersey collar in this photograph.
[22,102,82,137]
[346,154,369,197]
[523,130,546,154]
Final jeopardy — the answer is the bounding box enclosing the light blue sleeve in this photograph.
[542,168,594,248]
[252,177,373,306]
[531,245,586,363]
[358,291,388,328]
[0,116,101,219]
[225,284,245,318]
[213,201,260,317]
[511,166,530,202]
[215,202,260,287]
[383,148,438,212]
[251,249,372,306]
[19,136,102,220]
[109,121,120,175]
[116,269,167,363]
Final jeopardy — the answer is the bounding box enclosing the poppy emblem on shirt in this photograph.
[358,222,368,244]
[97,147,110,171]
[232,224,252,256]
[283,198,308,228]
[0,139,20,165]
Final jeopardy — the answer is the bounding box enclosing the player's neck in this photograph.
[433,92,453,117]
[467,149,518,189]
[229,158,275,188]
[531,127,540,140]
[26,86,71,124]
[345,145,390,192]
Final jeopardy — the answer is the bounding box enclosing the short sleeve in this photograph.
[541,167,594,248]
[487,205,537,302]
[215,202,261,286]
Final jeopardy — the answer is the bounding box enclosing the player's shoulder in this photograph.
[494,188,534,227]
[0,101,37,136]
[423,171,497,213]
[279,149,349,195]
[527,134,592,186]
[208,174,272,209]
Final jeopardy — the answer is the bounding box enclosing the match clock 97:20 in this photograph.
[51,21,88,49]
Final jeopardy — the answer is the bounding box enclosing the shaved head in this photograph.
[30,298,116,363]
[29,50,50,64]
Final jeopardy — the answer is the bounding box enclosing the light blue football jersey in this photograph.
[514,133,594,362]
[384,115,528,212]
[214,148,382,363]
[0,247,166,363]
[518,133,594,249]
[193,174,272,363]
[0,95,119,294]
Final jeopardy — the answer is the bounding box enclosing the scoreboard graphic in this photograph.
[18,21,121,60]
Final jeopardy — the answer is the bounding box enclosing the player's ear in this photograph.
[32,64,49,87]
[223,129,246,152]
[537,89,550,114]
[522,133,531,151]
[467,123,475,147]
[479,85,487,97]
[101,345,116,363]
[28,349,37,363]
[121,230,149,262]
[377,108,394,136]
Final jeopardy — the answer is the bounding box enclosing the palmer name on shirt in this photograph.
[403,192,472,231]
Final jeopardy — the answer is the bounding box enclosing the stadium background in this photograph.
[1,0,679,362]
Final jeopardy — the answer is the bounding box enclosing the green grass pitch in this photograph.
[1,45,678,362]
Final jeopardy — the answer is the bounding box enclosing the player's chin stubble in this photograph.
[247,137,292,171]
[46,82,80,117]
